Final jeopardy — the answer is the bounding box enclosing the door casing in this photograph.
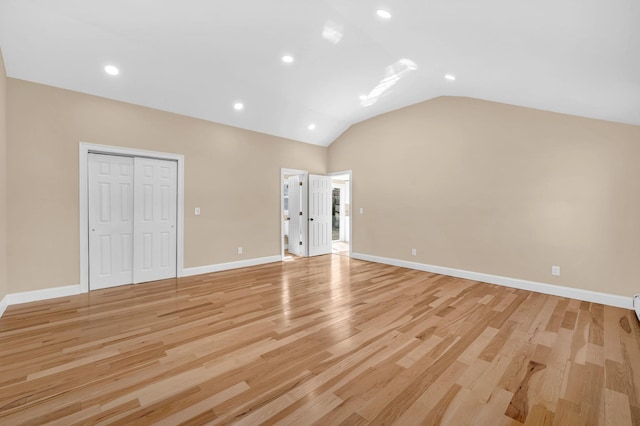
[80,142,185,293]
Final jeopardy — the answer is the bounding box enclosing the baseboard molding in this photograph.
[351,252,634,310]
[0,284,83,317]
[0,256,283,318]
[634,295,640,322]
[0,296,8,318]
[183,255,282,277]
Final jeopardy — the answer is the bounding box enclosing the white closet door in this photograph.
[133,157,177,283]
[308,174,332,256]
[88,154,134,289]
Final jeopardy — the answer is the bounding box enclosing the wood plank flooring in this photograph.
[1,255,639,425]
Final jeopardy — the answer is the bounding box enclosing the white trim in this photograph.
[351,252,634,309]
[0,296,8,317]
[2,284,82,312]
[79,142,185,293]
[182,255,282,277]
[634,294,640,321]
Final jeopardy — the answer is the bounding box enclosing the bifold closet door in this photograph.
[88,154,135,290]
[89,154,177,290]
[133,157,177,283]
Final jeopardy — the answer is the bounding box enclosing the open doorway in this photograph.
[330,172,351,256]
[281,168,308,261]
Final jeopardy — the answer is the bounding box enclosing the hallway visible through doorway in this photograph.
[331,173,350,256]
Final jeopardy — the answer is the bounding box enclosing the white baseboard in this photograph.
[182,255,282,277]
[0,296,8,318]
[0,255,282,318]
[351,252,634,310]
[0,284,83,317]
[634,295,640,321]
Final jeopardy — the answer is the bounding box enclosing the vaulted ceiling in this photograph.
[1,0,638,146]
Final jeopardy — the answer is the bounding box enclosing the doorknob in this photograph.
[309,218,314,221]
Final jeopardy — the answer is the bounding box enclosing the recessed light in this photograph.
[104,65,119,76]
[282,55,294,64]
[376,9,392,19]
[233,102,244,111]
[445,74,456,81]
[308,124,316,130]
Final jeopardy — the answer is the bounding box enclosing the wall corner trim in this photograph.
[351,252,634,310]
[182,255,282,277]
[0,284,83,317]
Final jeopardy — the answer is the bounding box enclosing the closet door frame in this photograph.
[79,142,185,293]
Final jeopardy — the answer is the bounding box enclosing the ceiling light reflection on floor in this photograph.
[360,59,417,107]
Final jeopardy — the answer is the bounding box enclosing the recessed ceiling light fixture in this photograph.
[104,65,119,76]
[282,55,294,63]
[445,74,456,81]
[308,124,316,130]
[376,9,392,19]
[233,102,244,111]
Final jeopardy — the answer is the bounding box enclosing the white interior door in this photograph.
[288,175,302,256]
[309,174,332,256]
[133,157,177,283]
[88,154,134,289]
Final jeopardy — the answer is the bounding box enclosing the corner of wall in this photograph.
[0,47,8,307]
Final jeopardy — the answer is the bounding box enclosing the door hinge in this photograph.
[299,241,303,245]
[299,182,303,186]
[299,211,303,216]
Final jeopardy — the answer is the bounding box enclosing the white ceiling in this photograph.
[0,0,638,146]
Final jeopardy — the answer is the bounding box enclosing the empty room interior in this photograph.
[1,1,640,425]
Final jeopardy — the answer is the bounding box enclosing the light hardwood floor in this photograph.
[1,255,639,425]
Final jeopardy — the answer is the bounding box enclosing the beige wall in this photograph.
[5,78,640,300]
[6,79,326,293]
[0,50,7,300]
[329,96,640,297]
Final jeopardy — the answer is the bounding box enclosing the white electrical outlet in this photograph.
[551,266,560,276]
[194,207,201,215]
[360,207,364,214]
[237,247,243,255]
[411,248,417,256]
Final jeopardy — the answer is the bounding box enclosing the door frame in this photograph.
[280,168,308,260]
[329,170,352,257]
[79,142,185,293]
